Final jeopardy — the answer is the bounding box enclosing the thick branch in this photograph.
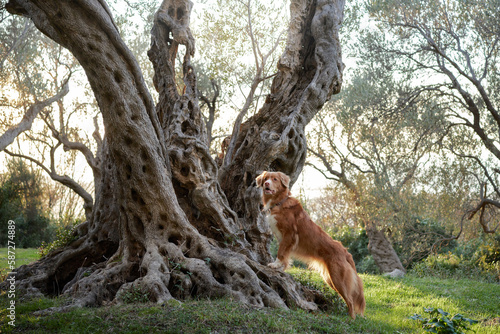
[467,182,500,234]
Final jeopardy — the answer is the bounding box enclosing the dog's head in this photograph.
[256,171,290,197]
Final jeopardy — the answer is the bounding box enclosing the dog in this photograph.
[256,171,365,319]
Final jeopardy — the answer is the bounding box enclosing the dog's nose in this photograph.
[264,180,270,186]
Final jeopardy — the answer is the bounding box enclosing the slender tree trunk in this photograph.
[3,0,345,310]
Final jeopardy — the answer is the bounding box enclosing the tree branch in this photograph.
[467,182,500,234]
[0,80,69,151]
[4,147,94,221]
[222,0,285,167]
[40,108,101,183]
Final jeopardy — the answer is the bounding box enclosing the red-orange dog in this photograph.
[256,171,365,319]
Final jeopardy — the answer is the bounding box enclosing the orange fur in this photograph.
[256,171,366,319]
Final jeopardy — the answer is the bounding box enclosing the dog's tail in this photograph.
[311,257,365,319]
[343,263,365,319]
[352,272,366,316]
[346,252,366,317]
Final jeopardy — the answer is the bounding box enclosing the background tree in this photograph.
[306,0,499,273]
[307,60,448,271]
[0,11,101,222]
[1,0,346,311]
[367,0,500,233]
[0,158,54,247]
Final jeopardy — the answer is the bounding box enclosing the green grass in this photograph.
[0,248,39,280]
[1,256,499,333]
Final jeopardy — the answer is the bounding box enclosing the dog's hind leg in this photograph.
[323,261,357,319]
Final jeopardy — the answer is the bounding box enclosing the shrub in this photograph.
[393,217,457,269]
[38,221,79,257]
[475,235,500,266]
[410,307,478,333]
[0,158,56,248]
[411,252,499,283]
[356,255,380,274]
[329,226,377,274]
[16,214,56,248]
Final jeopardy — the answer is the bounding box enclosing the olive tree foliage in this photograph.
[194,0,288,153]
[1,0,346,310]
[367,0,500,233]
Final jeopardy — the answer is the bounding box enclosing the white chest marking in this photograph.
[266,214,282,242]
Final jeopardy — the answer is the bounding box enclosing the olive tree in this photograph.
[1,0,345,310]
[368,0,500,233]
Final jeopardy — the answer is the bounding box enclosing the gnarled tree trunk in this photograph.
[2,0,345,311]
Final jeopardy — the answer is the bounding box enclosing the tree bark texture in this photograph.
[3,0,345,311]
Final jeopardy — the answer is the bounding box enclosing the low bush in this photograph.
[38,221,80,257]
[411,251,499,283]
[328,226,379,274]
[410,307,478,333]
[355,254,380,274]
[393,217,457,270]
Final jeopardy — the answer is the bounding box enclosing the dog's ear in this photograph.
[278,172,290,188]
[255,171,267,188]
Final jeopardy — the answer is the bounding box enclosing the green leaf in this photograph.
[437,309,449,317]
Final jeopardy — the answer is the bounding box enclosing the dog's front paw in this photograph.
[268,260,285,270]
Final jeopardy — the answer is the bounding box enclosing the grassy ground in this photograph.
[1,251,499,333]
[0,248,39,280]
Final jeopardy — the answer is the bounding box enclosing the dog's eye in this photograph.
[273,178,277,181]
